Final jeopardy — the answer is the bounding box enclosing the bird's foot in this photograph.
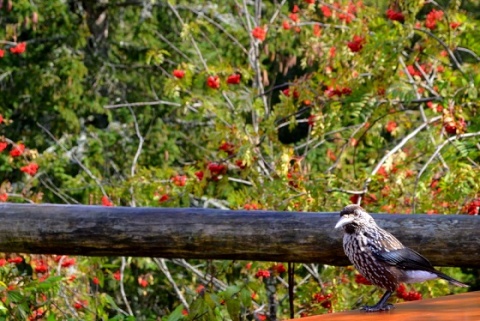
[361,303,394,312]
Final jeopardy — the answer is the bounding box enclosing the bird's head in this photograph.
[335,204,376,233]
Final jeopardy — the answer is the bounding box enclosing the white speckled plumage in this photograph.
[336,204,468,311]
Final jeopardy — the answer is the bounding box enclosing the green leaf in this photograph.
[222,285,241,300]
[6,291,23,303]
[239,287,252,308]
[47,314,57,321]
[226,298,241,321]
[188,297,207,321]
[167,304,186,321]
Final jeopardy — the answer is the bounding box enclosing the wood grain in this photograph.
[297,291,480,321]
[0,203,479,267]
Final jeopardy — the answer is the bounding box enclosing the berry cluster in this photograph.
[396,284,422,301]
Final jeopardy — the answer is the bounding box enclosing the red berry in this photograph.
[235,159,246,169]
[252,27,267,41]
[313,293,326,302]
[289,13,299,23]
[347,36,365,52]
[171,175,187,187]
[219,142,235,155]
[386,9,405,23]
[321,5,332,18]
[385,120,397,133]
[226,73,241,85]
[341,87,352,96]
[321,300,332,309]
[255,269,270,278]
[207,162,227,175]
[195,170,204,181]
[159,194,169,203]
[10,143,25,157]
[206,75,220,89]
[9,42,26,54]
[173,69,185,79]
[101,195,113,206]
[444,123,457,134]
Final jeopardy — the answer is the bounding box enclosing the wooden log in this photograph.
[0,203,479,267]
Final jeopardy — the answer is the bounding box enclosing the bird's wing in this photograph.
[373,247,469,287]
[372,247,436,272]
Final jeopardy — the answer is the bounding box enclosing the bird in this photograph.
[335,204,468,312]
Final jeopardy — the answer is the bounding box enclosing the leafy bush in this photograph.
[0,0,479,319]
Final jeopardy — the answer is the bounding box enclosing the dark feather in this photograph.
[434,271,469,287]
[372,247,436,272]
[373,248,468,287]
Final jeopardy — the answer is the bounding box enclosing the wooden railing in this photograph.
[1,203,479,267]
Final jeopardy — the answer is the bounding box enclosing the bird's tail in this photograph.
[435,271,469,287]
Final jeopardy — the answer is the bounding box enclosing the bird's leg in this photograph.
[361,290,394,312]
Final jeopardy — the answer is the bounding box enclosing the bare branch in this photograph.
[326,188,367,195]
[398,56,449,171]
[37,123,108,197]
[104,100,181,109]
[269,0,288,25]
[170,259,227,291]
[303,264,325,293]
[128,106,145,207]
[176,6,248,55]
[120,257,134,316]
[413,27,468,79]
[5,193,35,204]
[413,132,480,212]
[155,258,190,310]
[362,116,442,196]
[167,2,209,71]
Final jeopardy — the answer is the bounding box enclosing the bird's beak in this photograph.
[335,215,355,229]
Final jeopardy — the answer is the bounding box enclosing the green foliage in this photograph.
[1,0,479,319]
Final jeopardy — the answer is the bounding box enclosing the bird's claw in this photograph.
[361,303,394,312]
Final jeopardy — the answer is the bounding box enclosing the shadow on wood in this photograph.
[0,203,479,267]
[297,291,480,321]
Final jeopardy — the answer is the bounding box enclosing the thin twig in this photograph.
[37,123,108,197]
[361,116,442,199]
[120,257,134,316]
[170,259,227,291]
[326,188,367,195]
[128,106,145,207]
[398,56,449,171]
[189,195,231,209]
[269,0,288,25]
[54,257,80,318]
[38,179,71,204]
[104,100,181,109]
[242,0,269,118]
[167,2,209,71]
[303,264,325,293]
[413,27,468,79]
[297,21,349,30]
[455,47,480,62]
[5,193,35,204]
[413,132,480,212]
[227,177,253,186]
[326,120,367,173]
[177,6,248,55]
[155,258,190,310]
[155,32,193,62]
